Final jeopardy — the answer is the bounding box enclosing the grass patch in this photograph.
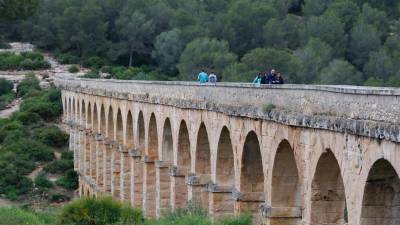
[262,103,276,114]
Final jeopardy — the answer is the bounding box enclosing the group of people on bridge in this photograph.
[197,68,284,86]
[252,69,284,86]
[197,69,218,85]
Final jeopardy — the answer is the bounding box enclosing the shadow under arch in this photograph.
[99,104,106,134]
[72,98,76,121]
[81,100,86,125]
[211,126,235,218]
[310,149,347,224]
[162,118,173,162]
[116,108,123,143]
[92,103,98,133]
[238,131,264,222]
[361,158,400,225]
[172,120,191,209]
[126,110,134,148]
[137,111,145,153]
[269,140,301,225]
[87,102,92,128]
[144,113,158,217]
[191,122,211,210]
[133,110,145,208]
[158,117,173,215]
[106,106,114,139]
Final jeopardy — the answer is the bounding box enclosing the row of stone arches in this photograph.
[63,94,400,225]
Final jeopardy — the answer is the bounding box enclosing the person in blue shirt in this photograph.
[198,69,208,84]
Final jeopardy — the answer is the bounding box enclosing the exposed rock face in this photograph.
[59,77,400,225]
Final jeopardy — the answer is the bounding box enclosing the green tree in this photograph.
[347,19,381,69]
[363,48,394,81]
[305,11,346,56]
[268,0,304,17]
[359,3,389,38]
[0,0,38,21]
[177,38,237,81]
[0,78,13,96]
[294,38,333,83]
[263,15,303,50]
[152,29,185,75]
[57,0,108,60]
[224,48,299,82]
[221,0,277,55]
[320,59,363,85]
[326,0,360,32]
[116,11,155,67]
[303,0,332,16]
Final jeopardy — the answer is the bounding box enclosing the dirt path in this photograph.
[0,98,21,118]
[0,197,13,206]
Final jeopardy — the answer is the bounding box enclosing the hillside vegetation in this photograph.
[2,0,400,86]
[0,198,251,225]
[0,74,77,204]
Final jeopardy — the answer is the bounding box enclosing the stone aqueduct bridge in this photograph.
[56,76,400,225]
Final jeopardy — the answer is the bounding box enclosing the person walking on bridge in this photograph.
[198,69,208,85]
[208,71,217,85]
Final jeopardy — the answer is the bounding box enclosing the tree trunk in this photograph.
[128,49,133,67]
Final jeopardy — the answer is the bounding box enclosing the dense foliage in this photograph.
[0,75,75,200]
[0,78,14,110]
[2,0,400,86]
[0,198,251,225]
[0,206,56,225]
[59,197,144,225]
[0,52,50,70]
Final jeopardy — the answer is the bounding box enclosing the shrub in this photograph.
[17,73,40,97]
[61,151,73,160]
[83,56,104,69]
[0,171,33,200]
[68,65,79,73]
[0,93,15,110]
[34,173,53,189]
[55,169,78,190]
[214,214,252,225]
[34,125,69,147]
[0,78,13,95]
[20,58,35,70]
[13,111,42,125]
[262,103,276,114]
[21,52,45,61]
[81,70,100,78]
[50,193,70,203]
[100,65,111,74]
[0,207,50,225]
[20,97,60,121]
[163,201,207,221]
[59,197,144,225]
[0,52,50,70]
[3,138,54,162]
[44,159,73,174]
[56,53,80,64]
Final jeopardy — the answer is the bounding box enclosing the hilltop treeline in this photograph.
[3,0,400,85]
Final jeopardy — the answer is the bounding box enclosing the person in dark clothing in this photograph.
[260,70,268,84]
[267,69,276,84]
[276,72,284,84]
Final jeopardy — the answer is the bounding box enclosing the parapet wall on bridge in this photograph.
[56,76,400,143]
[57,76,400,225]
